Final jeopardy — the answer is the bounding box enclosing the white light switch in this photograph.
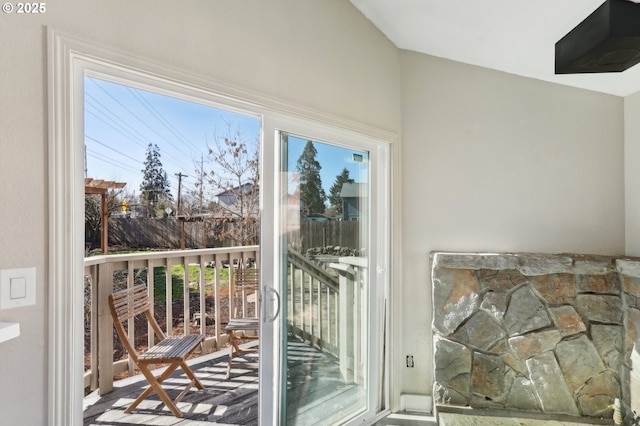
[1,268,36,309]
[10,277,26,299]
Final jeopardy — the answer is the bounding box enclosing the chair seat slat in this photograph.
[225,318,260,331]
[139,334,204,362]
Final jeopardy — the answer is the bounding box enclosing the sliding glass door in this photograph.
[260,122,389,425]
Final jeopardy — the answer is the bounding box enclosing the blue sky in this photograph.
[286,135,369,196]
[84,76,367,203]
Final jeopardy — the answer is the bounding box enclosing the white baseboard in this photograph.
[399,394,433,414]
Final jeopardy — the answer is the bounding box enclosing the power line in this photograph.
[90,79,193,167]
[85,77,259,199]
[85,95,150,148]
[128,88,201,153]
[89,79,172,143]
[86,95,195,178]
[85,135,143,164]
[85,107,147,150]
[85,148,141,175]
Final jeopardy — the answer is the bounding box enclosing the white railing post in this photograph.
[147,259,155,353]
[330,257,367,384]
[88,265,98,391]
[326,286,332,349]
[198,256,206,344]
[165,257,173,336]
[183,256,190,336]
[290,265,296,335]
[126,261,135,376]
[227,253,235,324]
[332,262,355,383]
[214,254,222,343]
[97,261,114,395]
[343,258,368,384]
[316,279,322,348]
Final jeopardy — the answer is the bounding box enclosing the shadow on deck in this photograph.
[83,342,260,426]
[83,337,359,426]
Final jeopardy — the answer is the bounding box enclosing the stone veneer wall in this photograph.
[431,252,640,423]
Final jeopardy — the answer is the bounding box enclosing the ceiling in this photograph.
[350,0,640,97]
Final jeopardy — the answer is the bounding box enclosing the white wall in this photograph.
[1,1,631,421]
[626,91,640,256]
[0,2,401,423]
[399,51,625,395]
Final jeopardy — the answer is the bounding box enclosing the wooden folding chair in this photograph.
[225,317,259,378]
[108,284,205,418]
[225,268,260,378]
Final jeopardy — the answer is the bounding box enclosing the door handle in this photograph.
[263,286,280,323]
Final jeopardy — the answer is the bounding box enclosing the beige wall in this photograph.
[0,1,400,423]
[0,1,633,422]
[399,50,625,395]
[626,91,640,256]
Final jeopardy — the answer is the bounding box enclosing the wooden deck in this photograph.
[84,342,260,426]
[83,337,360,426]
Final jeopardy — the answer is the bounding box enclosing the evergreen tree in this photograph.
[296,140,326,215]
[140,143,173,216]
[328,168,354,216]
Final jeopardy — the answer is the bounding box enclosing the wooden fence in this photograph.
[86,218,239,250]
[290,220,360,252]
[87,218,361,253]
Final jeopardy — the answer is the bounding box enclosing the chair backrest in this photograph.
[234,268,259,291]
[109,285,151,322]
[108,284,165,362]
[231,268,259,319]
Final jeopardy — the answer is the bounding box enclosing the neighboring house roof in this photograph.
[340,182,364,198]
[213,185,260,218]
[216,183,256,206]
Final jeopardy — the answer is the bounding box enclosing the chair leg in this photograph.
[226,343,234,379]
[126,363,183,418]
[229,330,242,355]
[180,361,204,390]
[125,360,204,417]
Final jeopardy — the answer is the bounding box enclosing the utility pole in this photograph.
[175,172,187,215]
[199,155,204,212]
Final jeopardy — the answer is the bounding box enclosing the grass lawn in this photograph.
[91,249,243,303]
[151,264,231,302]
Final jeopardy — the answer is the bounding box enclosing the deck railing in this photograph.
[84,246,259,395]
[286,249,367,384]
[287,249,340,354]
[84,245,366,396]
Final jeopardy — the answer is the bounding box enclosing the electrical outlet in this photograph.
[406,355,414,368]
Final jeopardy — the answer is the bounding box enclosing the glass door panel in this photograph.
[279,132,372,425]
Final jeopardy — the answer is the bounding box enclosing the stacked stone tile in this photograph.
[432,252,640,422]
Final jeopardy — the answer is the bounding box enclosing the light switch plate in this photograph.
[0,268,36,309]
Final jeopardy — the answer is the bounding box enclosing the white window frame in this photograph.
[260,114,392,425]
[47,29,400,425]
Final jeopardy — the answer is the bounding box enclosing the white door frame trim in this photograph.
[47,29,86,425]
[47,28,400,425]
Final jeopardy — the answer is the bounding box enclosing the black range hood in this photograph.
[555,0,640,74]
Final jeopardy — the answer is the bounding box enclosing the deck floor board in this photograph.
[83,338,357,426]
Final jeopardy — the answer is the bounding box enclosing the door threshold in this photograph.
[375,412,438,425]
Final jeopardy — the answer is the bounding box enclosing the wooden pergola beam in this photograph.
[85,178,127,254]
[85,178,126,194]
